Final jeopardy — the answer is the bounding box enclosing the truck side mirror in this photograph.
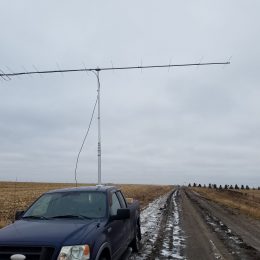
[15,210,24,220]
[110,208,130,221]
[116,209,130,220]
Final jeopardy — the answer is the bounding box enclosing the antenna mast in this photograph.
[96,69,102,185]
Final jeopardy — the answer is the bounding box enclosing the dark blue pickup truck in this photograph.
[0,185,141,260]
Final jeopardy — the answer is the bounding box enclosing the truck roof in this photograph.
[45,185,117,194]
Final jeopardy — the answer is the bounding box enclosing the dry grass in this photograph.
[115,184,173,209]
[193,187,260,220]
[0,181,173,228]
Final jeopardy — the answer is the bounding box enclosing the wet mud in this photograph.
[128,188,260,260]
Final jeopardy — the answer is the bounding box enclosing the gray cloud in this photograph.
[0,0,259,187]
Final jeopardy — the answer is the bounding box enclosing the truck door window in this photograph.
[116,191,127,208]
[110,193,121,216]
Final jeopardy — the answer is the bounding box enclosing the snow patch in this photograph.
[159,189,186,259]
[130,190,186,259]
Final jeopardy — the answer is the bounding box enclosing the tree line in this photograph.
[187,183,260,190]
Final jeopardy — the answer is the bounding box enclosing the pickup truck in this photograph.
[0,185,141,260]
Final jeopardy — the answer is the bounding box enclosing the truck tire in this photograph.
[131,224,141,252]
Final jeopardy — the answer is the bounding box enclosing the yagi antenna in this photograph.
[0,61,230,78]
[0,69,11,81]
[0,61,230,185]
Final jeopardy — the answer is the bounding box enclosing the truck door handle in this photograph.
[107,227,112,233]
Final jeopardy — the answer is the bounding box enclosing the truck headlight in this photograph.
[57,245,90,260]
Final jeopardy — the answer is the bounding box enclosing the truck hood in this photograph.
[0,219,101,246]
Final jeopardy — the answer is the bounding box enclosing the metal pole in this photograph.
[96,70,102,185]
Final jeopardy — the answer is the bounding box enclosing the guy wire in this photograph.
[74,95,98,187]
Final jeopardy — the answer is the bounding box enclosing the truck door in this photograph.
[116,191,133,244]
[106,192,127,259]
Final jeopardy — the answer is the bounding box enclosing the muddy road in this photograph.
[129,188,260,260]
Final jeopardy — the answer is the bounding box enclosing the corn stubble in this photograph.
[0,182,173,228]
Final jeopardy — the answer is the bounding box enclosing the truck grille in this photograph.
[0,246,55,260]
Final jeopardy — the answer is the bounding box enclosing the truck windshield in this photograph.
[23,191,107,219]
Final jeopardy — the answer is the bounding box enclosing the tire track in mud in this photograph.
[129,187,259,260]
[138,192,170,258]
[128,192,170,259]
[130,189,186,260]
[184,189,260,260]
[159,189,186,259]
[181,189,230,260]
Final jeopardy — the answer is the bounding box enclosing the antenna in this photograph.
[0,69,11,81]
[0,62,230,78]
[0,60,230,185]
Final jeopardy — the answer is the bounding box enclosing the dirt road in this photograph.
[130,187,260,260]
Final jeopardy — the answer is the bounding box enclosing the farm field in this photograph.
[0,181,173,228]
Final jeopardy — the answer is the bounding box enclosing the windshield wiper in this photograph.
[50,214,91,220]
[22,215,49,220]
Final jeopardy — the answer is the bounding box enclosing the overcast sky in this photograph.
[0,0,260,186]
